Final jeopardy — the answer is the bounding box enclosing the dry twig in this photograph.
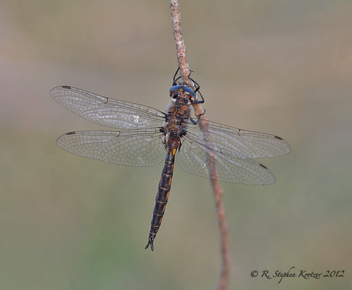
[169,1,231,289]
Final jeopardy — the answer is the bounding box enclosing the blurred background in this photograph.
[1,0,351,289]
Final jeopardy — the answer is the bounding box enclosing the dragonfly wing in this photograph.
[178,134,276,185]
[57,129,166,166]
[186,121,290,159]
[50,86,166,130]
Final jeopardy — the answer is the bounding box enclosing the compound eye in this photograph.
[183,87,196,102]
[170,85,182,96]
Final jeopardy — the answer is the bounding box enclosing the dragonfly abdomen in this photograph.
[145,147,177,251]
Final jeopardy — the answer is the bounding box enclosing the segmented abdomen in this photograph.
[145,147,176,251]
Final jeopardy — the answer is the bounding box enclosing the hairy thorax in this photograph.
[163,97,191,150]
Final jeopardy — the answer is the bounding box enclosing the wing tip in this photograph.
[56,132,74,147]
[278,136,291,155]
[50,85,74,100]
[276,135,291,155]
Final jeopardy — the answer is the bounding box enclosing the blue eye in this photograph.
[183,87,196,99]
[169,85,183,95]
[169,85,196,100]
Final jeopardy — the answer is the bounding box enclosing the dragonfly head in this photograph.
[169,85,196,104]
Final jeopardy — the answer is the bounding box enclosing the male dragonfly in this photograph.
[51,71,290,251]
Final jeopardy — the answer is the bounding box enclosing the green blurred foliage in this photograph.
[0,0,351,289]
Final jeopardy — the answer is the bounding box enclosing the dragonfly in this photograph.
[51,71,290,251]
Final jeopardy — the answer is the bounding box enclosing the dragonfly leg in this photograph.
[172,67,181,86]
[188,72,205,103]
[192,91,204,104]
[190,109,206,125]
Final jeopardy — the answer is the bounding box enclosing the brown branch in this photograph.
[169,1,231,289]
[169,0,192,86]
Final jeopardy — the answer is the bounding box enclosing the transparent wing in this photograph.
[56,129,166,166]
[50,86,166,130]
[186,121,291,159]
[178,135,275,185]
[177,122,290,185]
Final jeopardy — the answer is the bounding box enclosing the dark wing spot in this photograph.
[274,135,283,140]
[66,132,76,135]
[62,86,72,89]
[259,163,268,169]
